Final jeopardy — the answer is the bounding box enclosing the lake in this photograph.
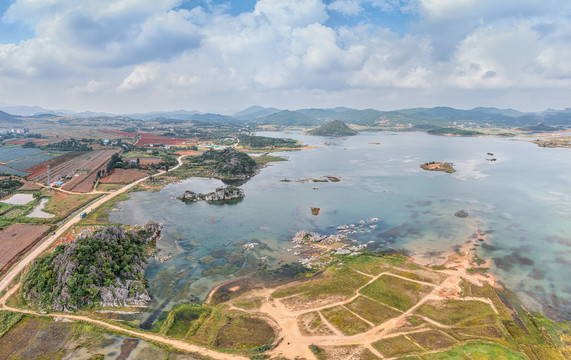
[110,131,571,322]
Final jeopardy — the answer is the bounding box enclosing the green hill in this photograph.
[23,223,162,311]
[307,120,358,136]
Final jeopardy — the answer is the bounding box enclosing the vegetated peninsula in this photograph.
[421,161,456,173]
[428,127,484,136]
[307,120,358,136]
[238,134,302,150]
[22,222,162,311]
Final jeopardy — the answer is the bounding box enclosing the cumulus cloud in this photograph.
[1,0,571,112]
[118,63,160,92]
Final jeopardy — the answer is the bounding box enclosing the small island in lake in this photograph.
[420,161,456,173]
[307,120,358,136]
[178,186,245,204]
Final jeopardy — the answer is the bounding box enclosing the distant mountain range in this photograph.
[0,104,570,128]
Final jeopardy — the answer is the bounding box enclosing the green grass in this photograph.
[96,183,124,191]
[79,192,129,225]
[232,297,263,310]
[253,154,287,165]
[44,192,101,219]
[190,306,231,346]
[163,303,212,339]
[0,311,23,338]
[408,330,456,351]
[215,316,275,350]
[345,296,401,325]
[320,306,371,335]
[372,335,422,357]
[271,265,370,300]
[461,342,526,360]
[342,253,395,275]
[415,300,495,326]
[360,275,433,311]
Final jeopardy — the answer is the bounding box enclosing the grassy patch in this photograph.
[79,192,130,225]
[387,268,448,285]
[297,311,335,336]
[372,335,422,357]
[95,183,124,192]
[415,300,495,326]
[215,316,275,350]
[163,303,212,339]
[189,306,230,347]
[232,296,263,311]
[44,191,101,219]
[408,330,456,351]
[272,265,370,300]
[320,306,371,336]
[453,326,504,340]
[345,296,401,325]
[0,311,23,338]
[253,154,287,165]
[360,275,433,311]
[461,341,526,360]
[342,253,393,275]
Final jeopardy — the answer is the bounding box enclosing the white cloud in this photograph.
[253,0,328,27]
[328,0,363,16]
[118,63,160,92]
[1,0,571,112]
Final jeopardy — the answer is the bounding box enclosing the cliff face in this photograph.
[23,222,162,311]
[178,186,244,204]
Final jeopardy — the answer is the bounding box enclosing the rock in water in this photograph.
[178,186,245,204]
[454,210,469,218]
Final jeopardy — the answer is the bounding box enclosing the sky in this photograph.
[1,0,571,114]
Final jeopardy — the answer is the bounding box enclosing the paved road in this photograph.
[0,155,185,297]
[0,155,251,359]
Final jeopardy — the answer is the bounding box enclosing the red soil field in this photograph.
[99,168,147,184]
[135,133,196,146]
[175,150,201,156]
[0,224,51,273]
[122,157,162,166]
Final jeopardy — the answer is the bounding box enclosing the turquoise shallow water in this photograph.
[110,131,571,320]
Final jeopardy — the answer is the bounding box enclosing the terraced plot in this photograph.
[360,274,434,311]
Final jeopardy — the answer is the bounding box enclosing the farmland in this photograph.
[25,151,83,179]
[99,168,147,184]
[30,149,118,193]
[0,147,54,176]
[0,224,51,273]
[135,133,196,146]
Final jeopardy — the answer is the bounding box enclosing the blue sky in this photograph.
[0,0,570,113]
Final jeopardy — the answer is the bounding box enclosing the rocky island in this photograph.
[307,120,358,136]
[22,222,162,311]
[178,186,245,204]
[188,147,258,179]
[420,161,456,173]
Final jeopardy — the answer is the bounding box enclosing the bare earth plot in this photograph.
[99,168,148,184]
[0,224,51,273]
